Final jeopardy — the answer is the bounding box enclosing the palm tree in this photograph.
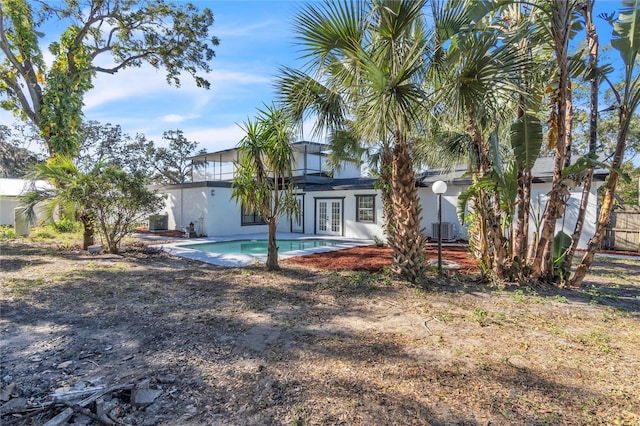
[529,0,582,279]
[278,0,430,283]
[22,156,96,249]
[561,0,601,276]
[571,0,640,286]
[428,0,530,279]
[231,105,298,271]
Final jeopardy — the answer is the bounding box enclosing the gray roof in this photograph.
[302,177,378,192]
[420,156,609,187]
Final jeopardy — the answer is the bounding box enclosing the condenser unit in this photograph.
[148,214,168,231]
[431,222,455,240]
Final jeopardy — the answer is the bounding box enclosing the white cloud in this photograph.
[161,114,199,124]
[216,18,289,39]
[83,64,272,112]
[184,124,245,151]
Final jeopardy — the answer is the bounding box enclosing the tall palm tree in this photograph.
[428,0,529,279]
[231,105,298,271]
[529,0,582,279]
[561,0,601,276]
[571,0,640,286]
[278,0,430,283]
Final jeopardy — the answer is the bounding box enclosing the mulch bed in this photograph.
[284,244,479,274]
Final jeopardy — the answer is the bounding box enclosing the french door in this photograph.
[316,198,342,236]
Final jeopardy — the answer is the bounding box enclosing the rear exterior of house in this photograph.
[153,142,607,249]
[0,178,51,231]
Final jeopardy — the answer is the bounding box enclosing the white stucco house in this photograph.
[153,141,608,249]
[0,178,51,229]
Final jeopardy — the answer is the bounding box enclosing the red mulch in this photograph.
[136,228,187,238]
[284,244,479,275]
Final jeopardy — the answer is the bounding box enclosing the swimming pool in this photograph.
[180,238,346,255]
[158,236,371,267]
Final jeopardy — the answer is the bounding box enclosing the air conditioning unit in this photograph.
[148,214,169,231]
[432,222,455,240]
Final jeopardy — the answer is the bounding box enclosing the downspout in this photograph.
[304,144,308,176]
[180,187,184,230]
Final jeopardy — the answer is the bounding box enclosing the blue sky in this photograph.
[1,0,627,155]
[83,1,306,154]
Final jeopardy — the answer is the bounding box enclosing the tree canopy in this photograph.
[0,0,218,157]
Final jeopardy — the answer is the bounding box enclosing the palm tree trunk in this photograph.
[490,191,506,280]
[79,213,94,250]
[513,167,532,267]
[570,112,630,286]
[562,3,599,277]
[379,143,395,243]
[467,113,494,278]
[389,133,426,283]
[531,1,574,279]
[266,219,280,271]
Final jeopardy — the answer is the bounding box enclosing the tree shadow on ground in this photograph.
[1,243,637,425]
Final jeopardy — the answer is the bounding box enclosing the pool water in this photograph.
[181,239,346,255]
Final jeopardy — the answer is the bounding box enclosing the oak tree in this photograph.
[0,0,218,157]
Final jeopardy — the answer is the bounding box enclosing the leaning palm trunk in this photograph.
[570,0,639,286]
[388,136,426,282]
[570,118,630,286]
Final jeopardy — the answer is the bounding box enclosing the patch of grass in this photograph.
[472,307,488,326]
[600,307,620,323]
[0,225,17,240]
[316,271,385,296]
[511,287,537,303]
[494,312,507,322]
[575,331,612,353]
[547,321,565,337]
[583,284,619,304]
[600,271,625,280]
[28,225,83,244]
[545,294,568,304]
[4,277,46,297]
[539,412,562,425]
[434,311,454,324]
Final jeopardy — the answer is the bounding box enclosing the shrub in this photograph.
[52,218,81,233]
[29,226,57,240]
[0,225,17,240]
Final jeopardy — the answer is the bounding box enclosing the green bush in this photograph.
[0,225,17,240]
[29,226,56,240]
[27,224,83,245]
[52,218,81,233]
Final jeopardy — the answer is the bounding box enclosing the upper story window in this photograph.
[241,204,266,226]
[356,195,376,223]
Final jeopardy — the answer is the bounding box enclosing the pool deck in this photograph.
[148,233,374,267]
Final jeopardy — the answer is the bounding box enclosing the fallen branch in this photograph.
[3,404,55,426]
[58,400,119,426]
[43,384,134,426]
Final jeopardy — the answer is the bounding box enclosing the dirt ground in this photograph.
[1,239,639,425]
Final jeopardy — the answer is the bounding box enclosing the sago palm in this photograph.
[22,156,96,249]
